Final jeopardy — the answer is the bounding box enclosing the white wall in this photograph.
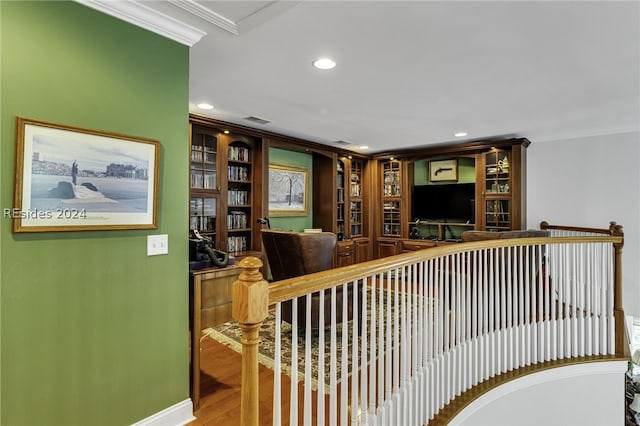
[453,361,627,426]
[526,131,640,317]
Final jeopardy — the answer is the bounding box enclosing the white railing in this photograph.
[231,226,625,426]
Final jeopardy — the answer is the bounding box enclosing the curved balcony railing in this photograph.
[231,222,626,426]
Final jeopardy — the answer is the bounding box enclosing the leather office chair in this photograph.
[261,229,359,330]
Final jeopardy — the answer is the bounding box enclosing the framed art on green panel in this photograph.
[12,117,160,232]
[268,163,309,217]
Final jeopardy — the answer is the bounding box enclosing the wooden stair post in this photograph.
[232,257,269,426]
[610,222,626,356]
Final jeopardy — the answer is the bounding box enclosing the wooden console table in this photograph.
[189,265,242,411]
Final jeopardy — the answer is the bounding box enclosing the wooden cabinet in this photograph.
[381,160,402,237]
[349,159,365,238]
[354,237,370,263]
[189,117,265,255]
[402,239,437,252]
[225,138,257,253]
[372,138,528,253]
[190,125,220,244]
[480,144,526,231]
[189,265,242,411]
[333,155,371,264]
[377,237,402,258]
[336,240,354,267]
[334,156,368,240]
[337,159,346,238]
[337,236,371,266]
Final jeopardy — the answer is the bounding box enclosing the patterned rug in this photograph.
[204,287,432,393]
[204,287,395,393]
[203,306,356,393]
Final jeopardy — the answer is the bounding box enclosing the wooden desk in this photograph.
[190,265,242,411]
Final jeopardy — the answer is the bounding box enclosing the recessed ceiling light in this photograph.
[313,57,336,70]
[454,132,468,137]
[359,145,369,150]
[196,103,214,110]
[223,130,230,134]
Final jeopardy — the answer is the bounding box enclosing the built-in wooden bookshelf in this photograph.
[189,117,264,256]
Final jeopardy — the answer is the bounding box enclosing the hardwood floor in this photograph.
[190,336,330,425]
[189,337,272,425]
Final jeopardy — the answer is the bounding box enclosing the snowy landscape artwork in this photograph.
[268,164,308,216]
[12,117,159,232]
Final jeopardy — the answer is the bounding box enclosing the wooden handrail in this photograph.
[268,235,622,305]
[539,220,619,235]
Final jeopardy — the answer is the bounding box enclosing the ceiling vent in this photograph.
[244,116,271,125]
[335,140,352,145]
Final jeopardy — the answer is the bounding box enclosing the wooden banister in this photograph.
[267,236,622,304]
[232,257,269,426]
[612,223,625,356]
[539,220,618,235]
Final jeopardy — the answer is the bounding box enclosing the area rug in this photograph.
[203,287,401,392]
[203,305,357,393]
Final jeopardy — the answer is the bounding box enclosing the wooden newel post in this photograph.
[232,257,269,426]
[610,222,625,356]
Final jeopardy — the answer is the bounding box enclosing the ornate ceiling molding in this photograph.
[75,0,207,46]
[169,0,239,35]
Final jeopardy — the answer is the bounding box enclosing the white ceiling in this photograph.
[82,0,640,153]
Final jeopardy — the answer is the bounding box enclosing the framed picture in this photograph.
[429,159,458,182]
[12,117,160,232]
[268,164,309,217]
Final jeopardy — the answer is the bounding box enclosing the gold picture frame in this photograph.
[268,163,309,217]
[429,159,458,182]
[12,117,160,232]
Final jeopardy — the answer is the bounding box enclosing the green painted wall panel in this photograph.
[268,148,313,231]
[1,2,189,424]
[414,156,476,185]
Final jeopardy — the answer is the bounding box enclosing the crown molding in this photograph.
[169,0,239,35]
[74,0,207,46]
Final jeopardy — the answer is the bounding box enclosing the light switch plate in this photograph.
[147,234,168,256]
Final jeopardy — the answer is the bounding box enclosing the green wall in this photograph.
[414,156,476,185]
[1,2,189,424]
[268,148,313,231]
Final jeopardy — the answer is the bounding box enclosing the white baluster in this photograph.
[273,303,282,426]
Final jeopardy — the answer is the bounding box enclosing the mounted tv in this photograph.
[412,183,475,224]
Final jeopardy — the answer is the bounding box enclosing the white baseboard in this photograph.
[131,398,195,426]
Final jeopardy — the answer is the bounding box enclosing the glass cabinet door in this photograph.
[190,196,216,236]
[485,150,510,195]
[337,159,345,236]
[350,159,363,237]
[383,161,401,196]
[484,149,511,231]
[382,200,401,236]
[381,160,402,237]
[191,131,217,190]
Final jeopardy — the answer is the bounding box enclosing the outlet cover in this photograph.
[147,234,168,256]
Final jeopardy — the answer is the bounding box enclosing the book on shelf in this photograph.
[228,146,250,162]
[227,235,247,253]
[227,211,248,229]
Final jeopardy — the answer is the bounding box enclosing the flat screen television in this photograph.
[412,183,475,224]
